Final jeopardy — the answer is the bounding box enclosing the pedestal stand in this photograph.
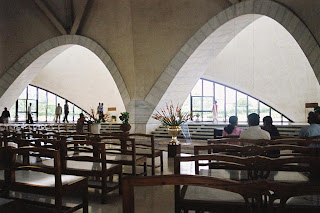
[168,144,181,157]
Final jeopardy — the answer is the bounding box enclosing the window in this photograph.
[9,85,86,122]
[183,78,291,123]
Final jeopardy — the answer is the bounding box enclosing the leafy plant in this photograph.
[152,102,190,127]
[195,113,200,118]
[119,112,130,124]
[314,106,320,114]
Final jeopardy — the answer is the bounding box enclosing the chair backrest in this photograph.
[195,144,320,158]
[122,174,267,213]
[62,139,107,171]
[8,147,62,190]
[175,154,319,179]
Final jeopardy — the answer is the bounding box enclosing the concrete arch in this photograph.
[144,0,320,132]
[0,35,130,110]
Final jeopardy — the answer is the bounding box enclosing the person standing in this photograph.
[97,103,101,115]
[99,103,104,121]
[63,102,69,123]
[1,107,10,124]
[55,103,62,123]
[27,103,33,124]
[212,99,218,123]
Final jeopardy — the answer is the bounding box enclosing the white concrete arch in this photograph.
[0,35,130,111]
[145,0,320,132]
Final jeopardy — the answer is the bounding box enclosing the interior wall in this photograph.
[31,45,126,120]
[203,16,320,122]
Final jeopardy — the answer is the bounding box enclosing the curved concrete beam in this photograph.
[145,0,320,132]
[0,35,130,110]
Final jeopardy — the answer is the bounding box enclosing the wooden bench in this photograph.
[4,146,88,213]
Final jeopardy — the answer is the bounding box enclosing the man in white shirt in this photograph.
[240,113,271,140]
[55,103,62,123]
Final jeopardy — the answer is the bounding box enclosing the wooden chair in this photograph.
[62,139,123,203]
[100,133,163,175]
[5,146,88,213]
[195,144,320,159]
[93,136,148,176]
[269,181,320,212]
[176,154,319,180]
[122,175,266,213]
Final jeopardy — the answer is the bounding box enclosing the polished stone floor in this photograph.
[4,150,320,213]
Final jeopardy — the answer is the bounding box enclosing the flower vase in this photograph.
[168,126,181,145]
[91,123,101,134]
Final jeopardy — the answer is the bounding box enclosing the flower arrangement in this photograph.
[87,108,110,124]
[119,112,130,124]
[152,103,190,127]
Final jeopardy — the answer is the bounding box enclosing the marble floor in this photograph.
[4,151,320,213]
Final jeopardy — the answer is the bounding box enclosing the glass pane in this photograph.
[259,102,270,121]
[18,112,26,121]
[215,84,225,121]
[191,80,202,96]
[283,117,289,122]
[18,100,26,112]
[203,97,213,111]
[74,106,82,119]
[57,96,64,106]
[27,85,37,100]
[38,101,47,122]
[19,88,27,99]
[271,109,281,122]
[47,93,56,122]
[181,95,190,114]
[9,104,16,122]
[203,112,213,122]
[226,88,236,120]
[248,96,258,114]
[38,89,46,103]
[67,103,74,122]
[203,80,213,96]
[237,92,247,122]
[192,97,202,111]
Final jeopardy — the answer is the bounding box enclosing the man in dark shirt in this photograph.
[262,116,280,138]
[1,107,10,124]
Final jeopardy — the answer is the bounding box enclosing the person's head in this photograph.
[307,112,319,124]
[79,113,84,118]
[229,116,238,126]
[29,103,32,106]
[101,103,103,106]
[4,107,7,111]
[263,116,273,127]
[99,102,101,106]
[58,103,60,106]
[247,113,260,126]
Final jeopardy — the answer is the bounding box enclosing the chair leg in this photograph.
[83,181,89,213]
[152,157,155,175]
[160,151,164,172]
[55,191,62,213]
[119,169,123,195]
[144,161,147,176]
[101,176,107,204]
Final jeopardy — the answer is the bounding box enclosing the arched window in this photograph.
[9,85,86,122]
[182,78,291,123]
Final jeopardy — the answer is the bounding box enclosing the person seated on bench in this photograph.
[240,113,271,140]
[299,112,320,147]
[262,116,280,138]
[222,116,243,139]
